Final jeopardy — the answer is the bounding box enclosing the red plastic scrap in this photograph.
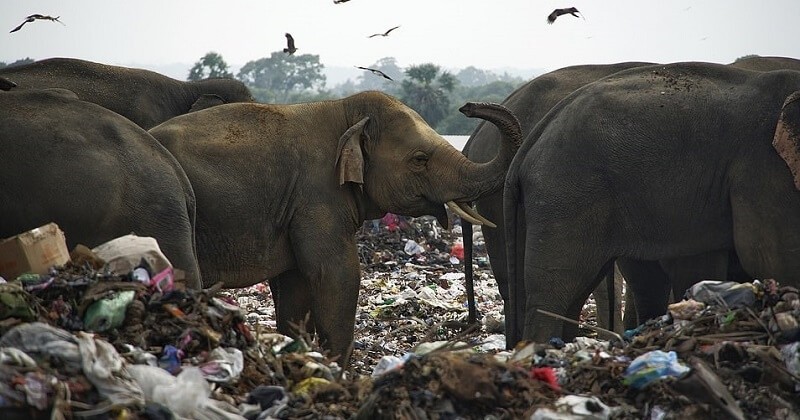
[530,366,562,392]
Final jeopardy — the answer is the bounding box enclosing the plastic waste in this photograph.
[159,345,184,374]
[450,241,464,260]
[403,239,425,255]
[200,347,244,383]
[686,280,756,308]
[247,385,287,410]
[91,234,173,276]
[371,355,404,377]
[0,322,82,369]
[781,342,800,391]
[530,395,613,419]
[75,331,145,407]
[531,366,561,391]
[292,377,330,396]
[83,290,136,332]
[668,299,706,320]
[0,347,37,367]
[0,282,38,321]
[623,350,690,389]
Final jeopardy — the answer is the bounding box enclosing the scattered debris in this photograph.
[0,218,797,418]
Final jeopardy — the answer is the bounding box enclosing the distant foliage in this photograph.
[187,52,233,81]
[188,53,528,134]
[734,54,760,62]
[0,57,35,69]
[400,64,457,128]
[237,52,326,103]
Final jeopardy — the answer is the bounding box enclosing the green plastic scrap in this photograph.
[0,283,37,321]
[83,290,136,332]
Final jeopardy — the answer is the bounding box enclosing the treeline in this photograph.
[188,51,530,135]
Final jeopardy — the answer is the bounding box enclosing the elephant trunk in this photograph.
[454,102,522,202]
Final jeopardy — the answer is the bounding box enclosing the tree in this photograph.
[237,52,326,103]
[187,52,233,81]
[735,54,760,62]
[355,57,404,94]
[456,66,497,87]
[400,63,457,127]
[0,57,34,69]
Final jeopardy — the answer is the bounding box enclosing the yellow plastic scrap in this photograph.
[292,377,330,396]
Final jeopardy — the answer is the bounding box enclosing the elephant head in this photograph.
[337,92,521,229]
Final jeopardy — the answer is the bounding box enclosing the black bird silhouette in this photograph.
[368,25,400,38]
[10,14,65,33]
[356,66,393,81]
[333,0,351,3]
[283,33,297,55]
[547,7,582,24]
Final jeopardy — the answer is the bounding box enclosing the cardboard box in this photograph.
[0,223,71,280]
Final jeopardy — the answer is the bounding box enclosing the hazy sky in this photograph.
[2,0,799,78]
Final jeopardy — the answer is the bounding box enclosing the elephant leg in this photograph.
[268,270,313,337]
[292,215,361,368]
[617,258,671,325]
[659,250,730,301]
[622,276,638,330]
[521,233,611,342]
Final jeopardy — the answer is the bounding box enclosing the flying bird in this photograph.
[283,33,297,55]
[10,14,64,33]
[356,66,393,81]
[368,25,400,38]
[333,0,351,3]
[547,7,582,24]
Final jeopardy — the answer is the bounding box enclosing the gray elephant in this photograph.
[462,62,653,344]
[0,89,201,287]
[0,57,254,129]
[504,62,800,344]
[148,91,521,366]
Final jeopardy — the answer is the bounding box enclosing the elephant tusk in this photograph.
[446,201,495,228]
[456,201,497,228]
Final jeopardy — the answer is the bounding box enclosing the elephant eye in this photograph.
[411,151,429,168]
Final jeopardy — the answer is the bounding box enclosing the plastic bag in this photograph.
[623,350,689,389]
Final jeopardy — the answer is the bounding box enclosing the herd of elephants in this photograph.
[2,56,800,368]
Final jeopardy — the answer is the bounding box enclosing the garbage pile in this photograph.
[0,217,797,419]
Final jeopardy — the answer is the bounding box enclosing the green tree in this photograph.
[734,54,760,62]
[237,51,326,103]
[0,57,35,69]
[187,52,233,81]
[355,57,404,94]
[400,63,457,127]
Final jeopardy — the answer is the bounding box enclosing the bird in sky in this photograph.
[283,33,297,55]
[10,14,65,33]
[356,66,394,81]
[368,25,401,38]
[547,7,582,24]
[333,0,350,3]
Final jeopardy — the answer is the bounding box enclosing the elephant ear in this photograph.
[189,94,225,113]
[773,90,800,191]
[335,117,370,186]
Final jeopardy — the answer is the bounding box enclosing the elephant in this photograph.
[147,91,521,366]
[461,62,653,345]
[729,55,800,72]
[504,61,800,345]
[0,89,202,288]
[0,57,254,129]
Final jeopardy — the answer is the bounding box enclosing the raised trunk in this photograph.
[455,102,522,201]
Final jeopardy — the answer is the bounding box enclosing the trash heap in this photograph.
[0,217,797,419]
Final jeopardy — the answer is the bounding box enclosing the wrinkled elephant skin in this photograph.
[0,57,254,129]
[148,91,521,366]
[505,62,800,344]
[0,89,202,288]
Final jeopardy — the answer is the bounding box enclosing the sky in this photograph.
[2,0,799,82]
